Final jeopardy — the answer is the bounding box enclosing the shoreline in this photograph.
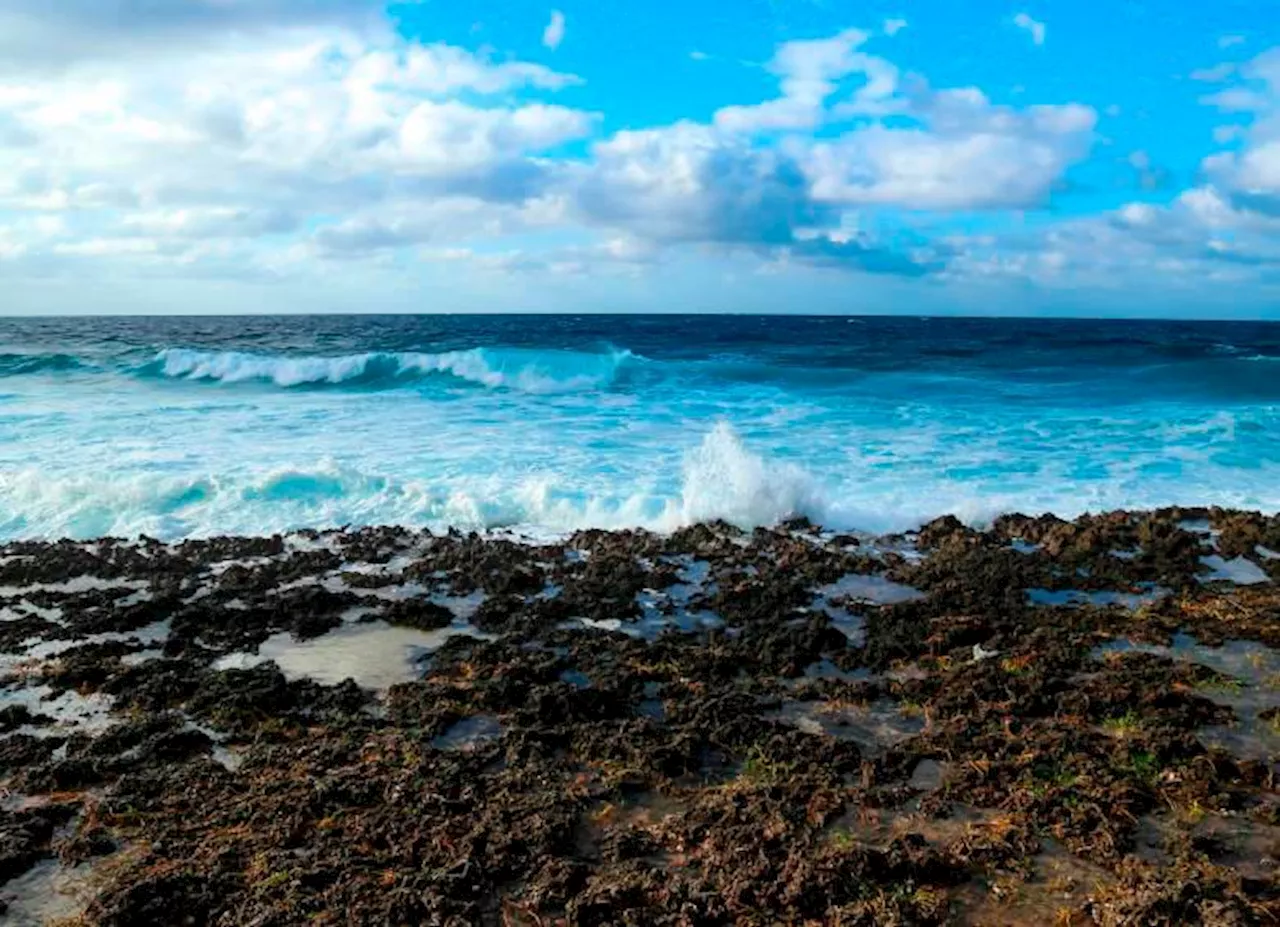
[9,499,1280,550]
[1,508,1278,924]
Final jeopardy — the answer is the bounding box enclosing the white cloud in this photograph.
[576,123,822,244]
[884,19,908,37]
[0,11,597,281]
[383,101,595,175]
[569,122,936,276]
[948,199,1272,289]
[121,208,298,239]
[0,0,393,69]
[804,90,1096,210]
[1220,35,1247,49]
[1198,47,1280,209]
[346,43,581,95]
[713,30,902,134]
[432,237,662,278]
[561,31,1095,267]
[543,10,566,51]
[311,196,567,258]
[0,15,1161,294]
[0,35,587,187]
[1013,13,1047,47]
[1231,141,1280,192]
[947,109,1280,290]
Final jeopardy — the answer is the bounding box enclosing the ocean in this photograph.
[1,314,1278,541]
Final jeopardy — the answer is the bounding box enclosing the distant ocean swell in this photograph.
[2,342,1280,398]
[0,352,90,376]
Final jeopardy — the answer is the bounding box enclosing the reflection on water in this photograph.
[0,858,102,927]
[433,714,504,752]
[1094,635,1280,762]
[768,697,926,754]
[214,621,490,691]
[1028,586,1169,609]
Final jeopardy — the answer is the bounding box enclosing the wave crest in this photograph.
[149,346,637,393]
[0,353,90,376]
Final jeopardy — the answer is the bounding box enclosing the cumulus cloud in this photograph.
[1197,48,1280,211]
[914,43,1280,293]
[310,195,567,259]
[556,28,1096,270]
[713,30,902,134]
[384,101,594,174]
[2,6,1276,304]
[1013,13,1047,46]
[543,10,566,51]
[0,13,1111,287]
[1103,188,1280,272]
[575,124,818,245]
[949,144,1280,287]
[0,0,394,69]
[805,90,1096,210]
[952,44,1280,290]
[0,12,597,281]
[0,40,587,191]
[346,42,582,95]
[697,29,1095,213]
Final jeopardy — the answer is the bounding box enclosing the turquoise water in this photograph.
[1,315,1278,540]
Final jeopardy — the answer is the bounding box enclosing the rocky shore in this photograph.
[0,509,1278,925]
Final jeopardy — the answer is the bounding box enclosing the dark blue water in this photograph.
[1,315,1277,539]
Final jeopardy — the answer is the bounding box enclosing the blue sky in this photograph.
[0,0,1277,316]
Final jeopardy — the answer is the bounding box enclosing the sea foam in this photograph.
[4,316,1280,543]
[0,425,831,540]
[6,416,1253,542]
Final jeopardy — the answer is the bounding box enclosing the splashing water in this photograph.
[2,314,1280,540]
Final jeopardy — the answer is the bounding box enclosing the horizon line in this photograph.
[3,311,1279,324]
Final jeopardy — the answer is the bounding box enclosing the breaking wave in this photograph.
[0,424,857,541]
[6,316,1280,543]
[145,347,639,393]
[5,338,1280,403]
[6,419,1270,542]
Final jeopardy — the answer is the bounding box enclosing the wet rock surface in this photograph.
[0,510,1275,924]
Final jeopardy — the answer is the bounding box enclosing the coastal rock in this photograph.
[0,513,1276,925]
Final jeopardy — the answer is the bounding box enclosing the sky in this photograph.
[0,0,1278,317]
